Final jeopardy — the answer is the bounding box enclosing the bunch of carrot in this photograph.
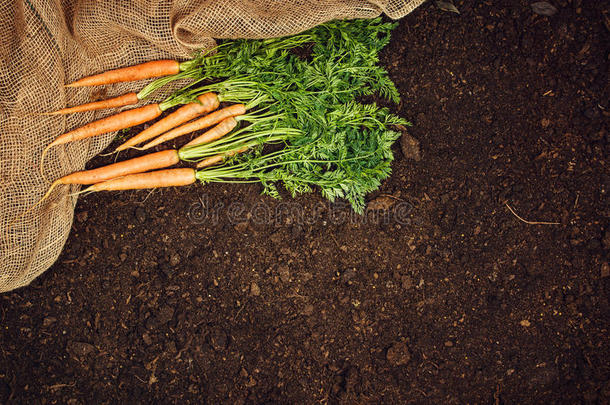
[39,32,315,194]
[32,18,407,216]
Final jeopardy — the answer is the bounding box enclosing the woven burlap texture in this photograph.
[0,0,425,293]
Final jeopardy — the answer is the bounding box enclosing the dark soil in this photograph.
[2,1,609,403]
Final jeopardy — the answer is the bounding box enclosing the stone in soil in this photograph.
[169,254,181,267]
[278,266,291,283]
[301,304,314,316]
[250,282,261,296]
[67,341,96,359]
[135,207,147,223]
[209,327,229,351]
[367,195,397,211]
[386,341,411,366]
[400,133,422,161]
[157,306,175,325]
[601,262,609,278]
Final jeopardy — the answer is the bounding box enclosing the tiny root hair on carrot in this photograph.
[8,179,63,231]
[40,144,53,184]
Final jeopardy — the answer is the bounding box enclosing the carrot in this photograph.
[57,149,179,185]
[183,117,238,148]
[114,93,220,152]
[196,146,249,168]
[141,104,247,150]
[33,149,180,211]
[66,60,180,87]
[40,103,162,179]
[44,93,139,115]
[86,168,196,192]
[47,104,161,148]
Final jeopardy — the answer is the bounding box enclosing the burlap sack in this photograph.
[0,0,425,293]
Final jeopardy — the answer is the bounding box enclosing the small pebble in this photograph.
[250,282,261,296]
[234,221,248,233]
[209,327,228,351]
[386,341,411,366]
[531,2,558,16]
[601,262,609,278]
[43,317,57,327]
[341,268,356,283]
[400,133,422,161]
[169,254,181,267]
[76,211,88,223]
[278,266,290,283]
[135,207,147,223]
[302,304,314,316]
[367,195,397,211]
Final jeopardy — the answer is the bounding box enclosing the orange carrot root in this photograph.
[184,116,237,148]
[87,168,196,191]
[25,150,180,224]
[196,155,225,169]
[196,146,249,169]
[114,93,220,152]
[66,60,180,87]
[141,104,246,150]
[62,149,180,185]
[40,104,162,181]
[50,104,162,149]
[44,93,139,115]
